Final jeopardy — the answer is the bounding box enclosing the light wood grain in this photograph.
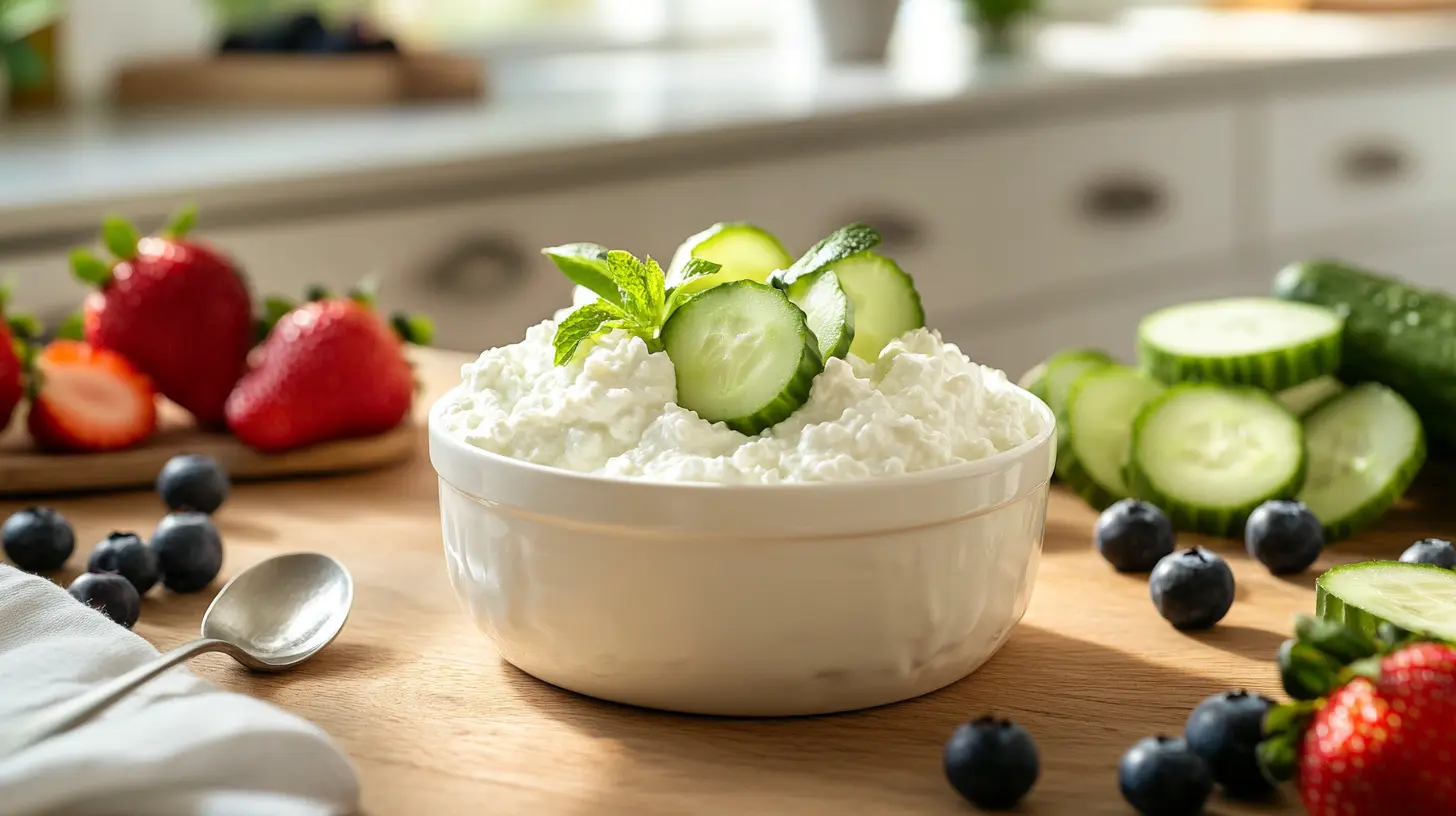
[0,401,417,497]
[7,348,1450,814]
[114,54,486,110]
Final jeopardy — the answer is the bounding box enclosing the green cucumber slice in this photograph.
[1042,349,1116,418]
[1128,384,1306,537]
[666,223,793,297]
[1298,383,1425,542]
[1317,561,1456,642]
[785,270,855,360]
[1138,297,1343,390]
[661,280,824,435]
[1017,362,1049,402]
[827,252,925,361]
[1277,376,1346,417]
[1061,366,1167,510]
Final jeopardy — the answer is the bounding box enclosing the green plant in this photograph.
[0,0,59,90]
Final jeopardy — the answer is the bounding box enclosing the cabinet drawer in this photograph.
[1263,79,1456,240]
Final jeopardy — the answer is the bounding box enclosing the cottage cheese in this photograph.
[440,319,1045,484]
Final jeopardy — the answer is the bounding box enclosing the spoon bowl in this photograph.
[203,552,354,670]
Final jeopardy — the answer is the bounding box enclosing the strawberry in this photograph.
[0,285,39,433]
[27,340,158,453]
[225,288,431,453]
[1261,617,1456,816]
[72,207,253,428]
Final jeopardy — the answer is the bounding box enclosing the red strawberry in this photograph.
[1263,619,1456,816]
[0,286,39,433]
[73,207,253,428]
[27,340,158,453]
[225,292,430,453]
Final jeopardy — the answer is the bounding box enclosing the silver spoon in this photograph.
[0,552,353,758]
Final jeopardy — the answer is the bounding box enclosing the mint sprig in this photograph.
[545,246,720,366]
[771,222,882,289]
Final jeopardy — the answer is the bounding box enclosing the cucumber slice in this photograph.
[827,252,925,361]
[1277,376,1346,417]
[1138,297,1343,391]
[785,270,855,360]
[661,280,824,435]
[1017,362,1049,402]
[1317,561,1456,642]
[1128,384,1306,537]
[1062,366,1167,510]
[1042,349,1116,418]
[666,223,793,297]
[1298,383,1425,542]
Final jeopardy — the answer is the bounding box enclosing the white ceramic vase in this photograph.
[808,0,901,64]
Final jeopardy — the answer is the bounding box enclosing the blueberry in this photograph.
[1184,690,1275,799]
[87,531,160,595]
[1245,500,1324,575]
[1119,736,1213,816]
[1149,547,1235,630]
[150,512,223,593]
[1096,499,1176,572]
[68,572,141,629]
[943,717,1039,810]
[156,453,230,514]
[1400,538,1456,569]
[2,507,76,573]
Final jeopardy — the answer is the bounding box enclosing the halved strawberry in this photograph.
[27,340,158,453]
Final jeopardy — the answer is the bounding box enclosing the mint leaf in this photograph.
[101,216,141,261]
[553,302,620,366]
[664,287,700,319]
[163,204,198,239]
[543,243,622,306]
[777,222,882,288]
[675,258,722,284]
[606,250,662,326]
[70,249,112,287]
[644,256,667,317]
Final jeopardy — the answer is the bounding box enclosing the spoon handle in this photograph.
[0,637,238,759]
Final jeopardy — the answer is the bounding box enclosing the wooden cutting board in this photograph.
[0,399,418,496]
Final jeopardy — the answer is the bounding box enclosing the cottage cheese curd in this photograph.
[440,319,1044,484]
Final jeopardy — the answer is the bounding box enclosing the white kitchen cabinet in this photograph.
[1261,208,1456,297]
[1261,78,1456,242]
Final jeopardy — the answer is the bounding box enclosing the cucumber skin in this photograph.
[1316,562,1456,642]
[786,271,855,360]
[1127,384,1307,538]
[1275,260,1456,450]
[1040,349,1115,482]
[662,280,824,437]
[1302,384,1426,543]
[1137,311,1342,392]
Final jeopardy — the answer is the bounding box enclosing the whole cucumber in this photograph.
[1274,260,1456,449]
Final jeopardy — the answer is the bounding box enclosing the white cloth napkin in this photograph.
[0,565,360,816]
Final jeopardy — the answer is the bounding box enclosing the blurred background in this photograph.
[3,0,1456,376]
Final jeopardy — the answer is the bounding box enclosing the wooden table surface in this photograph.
[6,349,1450,815]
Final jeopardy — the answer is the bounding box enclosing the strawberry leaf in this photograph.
[390,312,435,347]
[348,277,381,309]
[256,296,297,341]
[55,312,84,341]
[70,249,113,288]
[305,284,332,302]
[553,302,621,366]
[1278,638,1342,701]
[1295,614,1378,663]
[0,279,9,315]
[7,315,41,340]
[102,216,141,261]
[1255,734,1297,785]
[163,204,198,240]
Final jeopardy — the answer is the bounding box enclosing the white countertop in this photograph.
[5,7,1456,243]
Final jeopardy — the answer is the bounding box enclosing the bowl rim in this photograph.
[427,379,1056,496]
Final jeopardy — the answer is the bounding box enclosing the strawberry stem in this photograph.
[162,204,198,240]
[306,285,332,302]
[102,216,141,261]
[70,249,113,288]
[55,313,84,342]
[256,296,297,341]
[391,312,435,346]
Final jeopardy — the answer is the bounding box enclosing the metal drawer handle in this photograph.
[1341,141,1410,185]
[834,210,926,252]
[424,234,527,299]
[1079,175,1167,225]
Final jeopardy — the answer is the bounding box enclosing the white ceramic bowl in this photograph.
[428,393,1056,717]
